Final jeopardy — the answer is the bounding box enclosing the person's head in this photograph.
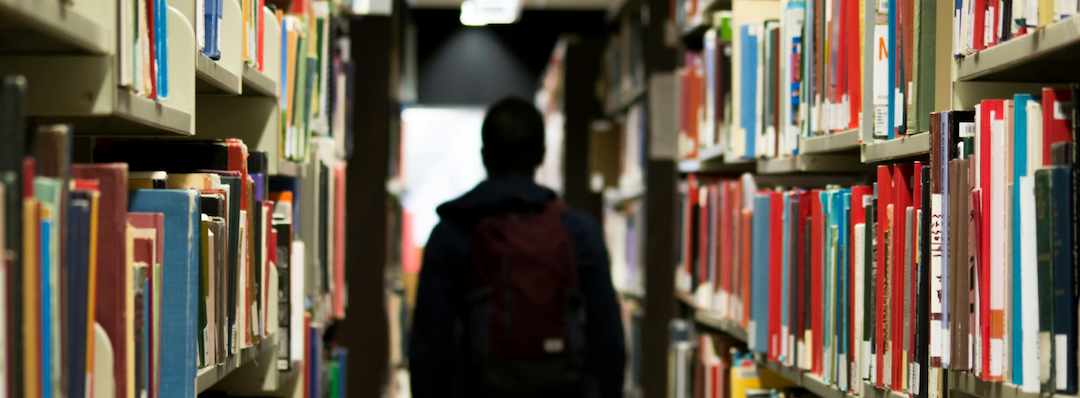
[481,97,545,178]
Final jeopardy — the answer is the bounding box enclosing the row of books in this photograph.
[602,9,646,111]
[279,1,354,162]
[0,76,348,398]
[677,0,951,160]
[675,85,1079,397]
[118,0,170,100]
[670,322,812,398]
[954,0,1077,56]
[607,200,645,297]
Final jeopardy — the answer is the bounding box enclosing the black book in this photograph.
[917,165,931,398]
[0,76,25,398]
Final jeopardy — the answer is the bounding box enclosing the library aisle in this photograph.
[6,0,1080,396]
[400,0,1080,397]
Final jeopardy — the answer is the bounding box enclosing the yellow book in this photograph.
[84,189,100,393]
[1040,0,1053,25]
[23,197,39,398]
[124,221,134,398]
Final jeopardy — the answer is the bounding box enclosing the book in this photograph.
[0,75,25,398]
[70,163,129,398]
[128,189,200,398]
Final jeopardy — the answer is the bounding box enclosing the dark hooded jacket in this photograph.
[408,176,626,398]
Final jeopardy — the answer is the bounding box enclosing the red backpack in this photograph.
[467,200,587,397]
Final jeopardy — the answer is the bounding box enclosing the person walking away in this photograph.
[409,97,626,398]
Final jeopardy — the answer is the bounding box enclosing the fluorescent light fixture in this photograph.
[460,0,522,26]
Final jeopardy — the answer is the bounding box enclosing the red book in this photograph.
[127,213,164,398]
[685,174,699,278]
[977,101,1000,378]
[974,0,986,51]
[876,165,893,388]
[732,182,743,323]
[811,190,824,376]
[256,0,265,72]
[847,0,861,130]
[742,208,753,328]
[145,0,157,99]
[71,163,129,398]
[333,164,346,319]
[972,187,986,377]
[990,0,1000,48]
[718,182,733,315]
[798,191,812,355]
[769,191,784,361]
[1042,89,1073,165]
[892,163,913,390]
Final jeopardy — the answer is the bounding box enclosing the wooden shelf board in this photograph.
[197,330,280,394]
[0,0,111,55]
[799,129,861,154]
[196,53,243,95]
[242,64,279,98]
[958,16,1080,82]
[861,132,931,163]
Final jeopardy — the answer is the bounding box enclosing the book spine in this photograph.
[1050,167,1076,393]
[1035,168,1056,392]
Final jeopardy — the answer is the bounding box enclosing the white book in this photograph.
[1054,0,1077,21]
[872,23,889,139]
[290,240,306,364]
[990,107,1006,378]
[197,0,205,52]
[1027,101,1043,169]
[855,222,867,382]
[1026,0,1041,27]
[1019,176,1041,393]
[119,0,135,88]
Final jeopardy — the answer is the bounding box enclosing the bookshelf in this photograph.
[956,16,1080,82]
[0,0,112,55]
[0,0,367,396]
[196,330,281,394]
[639,0,1080,392]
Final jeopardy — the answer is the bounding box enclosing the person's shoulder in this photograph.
[559,205,603,239]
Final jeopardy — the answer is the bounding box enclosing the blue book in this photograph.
[1050,166,1076,393]
[1012,95,1032,385]
[887,0,897,140]
[36,177,62,398]
[839,190,851,382]
[41,220,53,398]
[156,0,168,98]
[203,0,221,59]
[66,195,92,398]
[129,189,200,398]
[751,193,771,353]
[740,24,760,159]
[333,347,349,398]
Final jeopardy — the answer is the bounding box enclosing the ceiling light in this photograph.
[460,0,522,26]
